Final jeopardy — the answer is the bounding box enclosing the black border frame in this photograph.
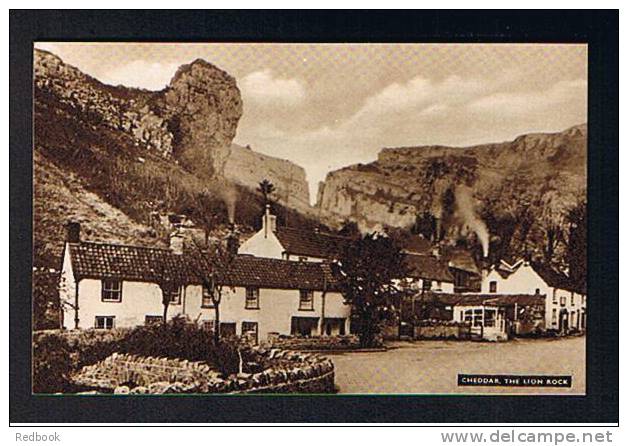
[9,10,618,424]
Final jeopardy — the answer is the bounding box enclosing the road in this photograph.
[325,336,585,395]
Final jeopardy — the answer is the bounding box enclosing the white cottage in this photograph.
[59,223,351,341]
[481,259,586,333]
[238,205,353,262]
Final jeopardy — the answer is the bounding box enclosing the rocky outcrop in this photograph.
[317,125,587,242]
[34,49,242,162]
[212,144,313,213]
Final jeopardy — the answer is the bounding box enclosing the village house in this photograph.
[238,205,352,262]
[480,258,586,334]
[59,222,351,342]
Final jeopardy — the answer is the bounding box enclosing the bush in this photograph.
[119,317,252,376]
[33,334,73,393]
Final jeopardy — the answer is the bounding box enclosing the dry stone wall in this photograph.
[71,349,336,394]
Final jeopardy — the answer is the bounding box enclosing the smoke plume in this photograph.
[220,184,238,224]
[455,185,490,257]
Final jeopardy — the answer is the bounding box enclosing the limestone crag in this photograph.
[317,125,587,236]
[213,144,313,213]
[34,49,243,161]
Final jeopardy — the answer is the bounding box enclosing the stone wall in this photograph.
[413,323,471,340]
[266,334,360,351]
[71,349,335,394]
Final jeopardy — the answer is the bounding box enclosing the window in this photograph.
[168,286,181,305]
[560,296,567,306]
[245,287,260,309]
[298,256,308,262]
[422,280,432,291]
[553,290,557,304]
[101,279,122,302]
[202,285,214,308]
[145,315,163,326]
[435,281,442,291]
[489,281,497,293]
[570,292,574,306]
[241,321,259,343]
[299,289,314,310]
[202,320,215,332]
[535,288,540,295]
[552,309,557,325]
[95,316,115,329]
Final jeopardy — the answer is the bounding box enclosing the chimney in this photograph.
[262,204,277,238]
[66,221,81,243]
[226,223,240,256]
[169,229,185,255]
[480,256,489,284]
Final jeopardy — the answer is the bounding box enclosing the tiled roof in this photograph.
[399,236,432,255]
[444,249,480,274]
[274,226,353,259]
[404,253,454,282]
[68,241,338,291]
[68,242,201,283]
[530,261,579,293]
[222,255,339,291]
[433,293,546,307]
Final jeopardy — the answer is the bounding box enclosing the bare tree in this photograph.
[188,237,237,345]
[148,256,184,325]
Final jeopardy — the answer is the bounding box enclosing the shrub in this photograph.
[33,334,73,393]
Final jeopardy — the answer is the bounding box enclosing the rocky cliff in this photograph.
[212,143,312,213]
[33,49,318,267]
[34,49,242,164]
[317,125,587,259]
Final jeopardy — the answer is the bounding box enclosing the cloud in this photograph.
[98,60,181,90]
[237,75,587,204]
[240,70,306,106]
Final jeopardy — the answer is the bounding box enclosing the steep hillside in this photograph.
[33,151,164,268]
[317,125,587,262]
[33,49,321,268]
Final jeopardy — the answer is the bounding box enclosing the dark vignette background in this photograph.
[9,10,618,424]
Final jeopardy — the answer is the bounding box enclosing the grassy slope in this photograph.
[34,84,326,268]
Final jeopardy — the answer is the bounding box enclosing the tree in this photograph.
[541,213,564,266]
[148,258,184,326]
[563,200,587,291]
[188,238,237,345]
[257,179,276,205]
[336,233,409,347]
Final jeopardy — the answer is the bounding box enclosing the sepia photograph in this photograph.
[30,41,590,397]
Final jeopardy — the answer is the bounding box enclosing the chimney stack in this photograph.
[66,221,81,243]
[226,223,240,256]
[169,228,185,255]
[262,204,277,238]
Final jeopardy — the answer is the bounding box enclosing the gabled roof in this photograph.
[274,226,353,259]
[404,253,454,282]
[68,241,201,283]
[67,241,339,291]
[445,249,480,274]
[530,261,578,293]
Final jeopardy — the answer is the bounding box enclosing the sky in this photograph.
[35,43,587,203]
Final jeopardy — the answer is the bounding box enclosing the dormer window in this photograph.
[489,281,497,293]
